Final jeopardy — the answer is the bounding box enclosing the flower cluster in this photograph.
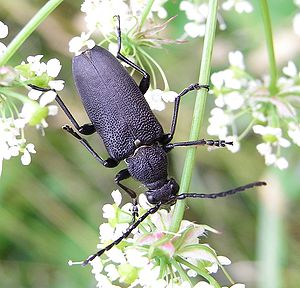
[208,51,300,169]
[69,0,180,112]
[179,0,253,39]
[0,21,64,175]
[69,190,245,288]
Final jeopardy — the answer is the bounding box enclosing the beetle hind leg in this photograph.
[62,125,118,168]
[114,15,150,94]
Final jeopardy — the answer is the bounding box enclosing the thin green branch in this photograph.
[169,0,218,233]
[0,0,63,66]
[259,0,278,95]
[138,0,155,32]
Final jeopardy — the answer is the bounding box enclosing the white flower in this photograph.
[46,58,62,77]
[222,0,253,13]
[27,55,47,76]
[274,157,288,170]
[207,108,231,137]
[21,143,36,165]
[104,264,120,281]
[228,51,245,70]
[69,32,95,55]
[180,2,208,38]
[125,247,149,268]
[288,122,300,146]
[282,61,297,77]
[49,80,65,91]
[146,90,165,111]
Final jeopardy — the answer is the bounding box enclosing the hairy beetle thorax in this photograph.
[126,144,168,186]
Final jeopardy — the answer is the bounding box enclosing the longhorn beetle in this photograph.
[29,16,266,266]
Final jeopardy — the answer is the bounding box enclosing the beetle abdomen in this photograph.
[72,46,164,161]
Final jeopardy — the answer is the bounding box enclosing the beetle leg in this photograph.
[159,83,209,144]
[62,125,119,168]
[82,201,162,266]
[163,139,234,152]
[28,84,96,135]
[114,15,150,94]
[115,169,139,222]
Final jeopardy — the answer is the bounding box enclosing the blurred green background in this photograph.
[0,0,299,287]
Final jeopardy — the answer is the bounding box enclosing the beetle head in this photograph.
[145,178,179,205]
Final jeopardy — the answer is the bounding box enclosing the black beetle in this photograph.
[29,16,266,266]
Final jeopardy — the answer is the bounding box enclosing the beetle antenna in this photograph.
[82,201,162,266]
[173,181,266,201]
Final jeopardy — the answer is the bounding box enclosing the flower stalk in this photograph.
[259,0,278,95]
[169,0,218,233]
[0,0,63,66]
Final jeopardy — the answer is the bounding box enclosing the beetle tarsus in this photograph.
[63,125,82,140]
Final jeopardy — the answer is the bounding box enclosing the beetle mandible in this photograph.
[29,16,266,266]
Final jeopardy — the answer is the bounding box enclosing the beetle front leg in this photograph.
[115,169,139,223]
[114,15,150,94]
[28,84,96,135]
[159,83,210,145]
[63,125,118,168]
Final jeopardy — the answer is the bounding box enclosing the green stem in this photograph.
[175,256,221,288]
[169,258,192,286]
[139,0,155,31]
[169,0,218,233]
[259,0,278,95]
[0,0,63,66]
[0,88,37,105]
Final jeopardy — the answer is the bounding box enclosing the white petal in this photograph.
[282,61,297,77]
[218,255,231,265]
[275,157,288,170]
[102,204,115,219]
[194,281,214,288]
[184,22,205,38]
[235,1,253,13]
[28,89,42,100]
[105,247,126,264]
[228,51,245,69]
[0,21,8,38]
[48,105,58,116]
[26,143,36,153]
[49,80,64,91]
[47,58,62,77]
[206,263,218,273]
[253,125,266,135]
[0,42,7,55]
[231,284,246,288]
[104,264,119,281]
[126,248,149,268]
[111,189,122,206]
[293,13,300,36]
[39,91,57,107]
[86,39,95,49]
[162,91,177,102]
[69,36,84,54]
[21,149,31,165]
